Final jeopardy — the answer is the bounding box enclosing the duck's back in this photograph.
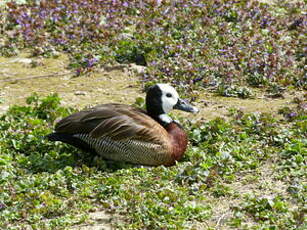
[48,104,174,166]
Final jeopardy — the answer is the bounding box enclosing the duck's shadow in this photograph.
[25,144,137,174]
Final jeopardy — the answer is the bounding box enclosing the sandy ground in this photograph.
[0,53,141,114]
[0,53,303,119]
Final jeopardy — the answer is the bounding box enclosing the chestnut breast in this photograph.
[165,122,188,165]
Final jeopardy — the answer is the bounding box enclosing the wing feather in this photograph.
[54,103,168,145]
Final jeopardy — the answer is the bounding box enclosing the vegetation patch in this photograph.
[0,0,305,92]
[0,94,305,229]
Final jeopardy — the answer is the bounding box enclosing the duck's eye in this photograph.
[166,93,172,98]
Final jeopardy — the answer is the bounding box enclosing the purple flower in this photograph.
[54,38,67,45]
[193,77,203,83]
[76,68,82,75]
[86,57,98,67]
[0,203,6,210]
[288,112,297,118]
[300,103,307,111]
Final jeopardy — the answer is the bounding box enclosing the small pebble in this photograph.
[74,91,87,96]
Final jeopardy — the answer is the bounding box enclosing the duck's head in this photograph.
[146,84,198,125]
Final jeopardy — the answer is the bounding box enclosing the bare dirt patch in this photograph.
[0,52,142,114]
[1,53,304,119]
[70,211,117,230]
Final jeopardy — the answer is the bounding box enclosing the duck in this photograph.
[46,84,198,166]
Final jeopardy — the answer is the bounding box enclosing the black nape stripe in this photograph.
[146,85,164,116]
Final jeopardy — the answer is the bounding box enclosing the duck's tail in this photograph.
[46,133,95,153]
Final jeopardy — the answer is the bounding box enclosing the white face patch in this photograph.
[157,84,179,114]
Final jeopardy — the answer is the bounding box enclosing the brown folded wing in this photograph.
[55,103,169,145]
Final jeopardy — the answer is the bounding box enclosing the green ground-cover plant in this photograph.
[231,194,305,230]
[0,0,305,92]
[0,94,305,229]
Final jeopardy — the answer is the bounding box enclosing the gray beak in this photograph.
[174,98,199,113]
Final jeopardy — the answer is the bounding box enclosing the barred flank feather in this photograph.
[75,134,171,166]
